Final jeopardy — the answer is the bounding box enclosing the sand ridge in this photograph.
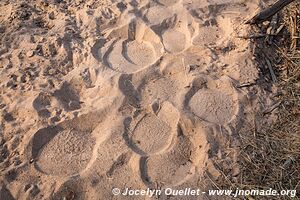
[0,0,278,199]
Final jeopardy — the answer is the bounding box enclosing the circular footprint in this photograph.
[139,61,188,106]
[131,114,171,154]
[126,102,179,155]
[189,91,234,124]
[162,29,187,53]
[30,111,111,176]
[188,77,239,125]
[125,41,156,66]
[103,20,163,74]
[160,14,191,53]
[35,128,95,176]
[144,6,174,26]
[141,77,180,106]
[140,135,195,186]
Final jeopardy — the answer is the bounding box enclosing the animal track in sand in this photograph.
[140,135,193,186]
[30,111,111,176]
[140,76,183,106]
[125,40,156,66]
[0,0,267,198]
[85,119,131,176]
[125,102,179,156]
[188,3,238,48]
[190,91,234,124]
[162,29,187,53]
[144,6,174,25]
[188,76,240,125]
[160,15,192,54]
[35,128,94,176]
[138,57,189,106]
[103,20,164,74]
[139,123,208,187]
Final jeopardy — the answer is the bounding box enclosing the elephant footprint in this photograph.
[29,111,110,176]
[188,76,240,125]
[102,20,164,74]
[125,101,179,156]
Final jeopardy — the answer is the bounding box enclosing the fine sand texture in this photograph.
[0,0,279,199]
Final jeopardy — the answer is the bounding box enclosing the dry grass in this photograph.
[238,2,300,199]
[211,2,300,199]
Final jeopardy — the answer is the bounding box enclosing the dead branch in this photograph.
[246,0,296,24]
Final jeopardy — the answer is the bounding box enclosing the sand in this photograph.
[0,0,278,199]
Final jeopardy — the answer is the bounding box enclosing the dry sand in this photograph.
[0,0,279,199]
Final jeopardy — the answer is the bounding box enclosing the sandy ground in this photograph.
[0,0,279,199]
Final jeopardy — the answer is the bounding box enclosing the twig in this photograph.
[266,14,279,44]
[265,57,277,82]
[237,33,277,39]
[263,101,282,114]
[275,43,299,68]
[237,82,257,88]
[246,0,296,24]
[290,12,298,51]
[238,25,285,39]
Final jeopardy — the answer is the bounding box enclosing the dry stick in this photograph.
[265,57,278,82]
[237,33,284,39]
[246,0,296,24]
[290,13,298,51]
[263,101,282,114]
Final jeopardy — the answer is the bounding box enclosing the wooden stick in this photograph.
[237,33,284,39]
[265,57,277,82]
[246,0,296,24]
